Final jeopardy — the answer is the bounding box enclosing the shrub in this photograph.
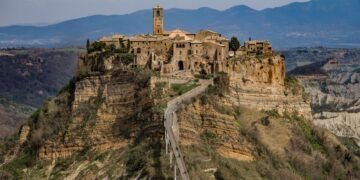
[261,116,270,126]
[171,82,199,95]
[29,109,41,123]
[213,104,233,115]
[214,169,225,180]
[214,72,229,93]
[200,130,217,143]
[134,68,152,88]
[289,115,327,154]
[265,109,281,118]
[154,82,167,98]
[2,152,36,178]
[338,137,360,157]
[118,53,134,65]
[284,76,303,95]
[87,41,106,53]
[126,146,147,176]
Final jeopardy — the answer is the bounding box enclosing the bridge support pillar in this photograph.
[170,151,173,167]
[165,131,168,154]
[174,163,177,180]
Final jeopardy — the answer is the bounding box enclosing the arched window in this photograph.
[157,10,160,16]
[137,48,141,53]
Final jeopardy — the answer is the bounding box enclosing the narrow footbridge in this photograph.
[164,79,213,180]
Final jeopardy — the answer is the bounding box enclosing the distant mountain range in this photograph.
[1,0,360,49]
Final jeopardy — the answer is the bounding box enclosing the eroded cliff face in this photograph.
[178,101,254,161]
[2,47,360,179]
[301,74,360,146]
[176,54,312,165]
[176,81,360,180]
[224,55,312,118]
[25,51,156,159]
[284,48,360,146]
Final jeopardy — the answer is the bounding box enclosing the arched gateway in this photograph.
[178,60,184,71]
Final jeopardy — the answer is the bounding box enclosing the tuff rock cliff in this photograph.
[0,46,359,179]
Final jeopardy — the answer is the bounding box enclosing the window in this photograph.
[137,48,141,53]
[157,10,160,16]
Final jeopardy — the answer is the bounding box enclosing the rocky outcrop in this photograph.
[224,55,312,118]
[178,102,254,161]
[176,55,311,161]
[38,71,151,159]
[32,51,154,159]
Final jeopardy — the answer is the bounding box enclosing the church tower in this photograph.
[153,5,163,35]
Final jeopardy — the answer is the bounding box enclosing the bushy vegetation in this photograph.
[171,82,199,96]
[126,145,148,176]
[286,113,327,154]
[2,152,36,179]
[0,135,18,164]
[200,130,217,143]
[339,137,360,157]
[203,72,230,98]
[133,68,152,88]
[284,75,305,96]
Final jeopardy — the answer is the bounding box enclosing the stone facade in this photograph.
[244,40,272,55]
[153,5,164,35]
[100,5,230,75]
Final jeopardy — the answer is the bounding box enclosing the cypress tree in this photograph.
[229,37,240,51]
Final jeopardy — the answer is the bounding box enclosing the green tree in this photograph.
[119,38,125,48]
[229,36,240,51]
[126,39,131,51]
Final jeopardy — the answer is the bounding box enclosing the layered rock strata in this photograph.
[224,55,312,118]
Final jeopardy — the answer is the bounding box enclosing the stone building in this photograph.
[100,5,230,75]
[98,5,275,76]
[244,40,272,55]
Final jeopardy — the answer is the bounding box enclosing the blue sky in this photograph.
[0,0,309,27]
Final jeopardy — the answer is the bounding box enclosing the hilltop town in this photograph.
[97,5,272,77]
[1,5,359,180]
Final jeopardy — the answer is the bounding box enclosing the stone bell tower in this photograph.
[153,5,164,35]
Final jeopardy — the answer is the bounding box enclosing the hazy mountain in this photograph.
[1,0,360,48]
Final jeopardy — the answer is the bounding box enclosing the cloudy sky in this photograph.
[0,0,309,27]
